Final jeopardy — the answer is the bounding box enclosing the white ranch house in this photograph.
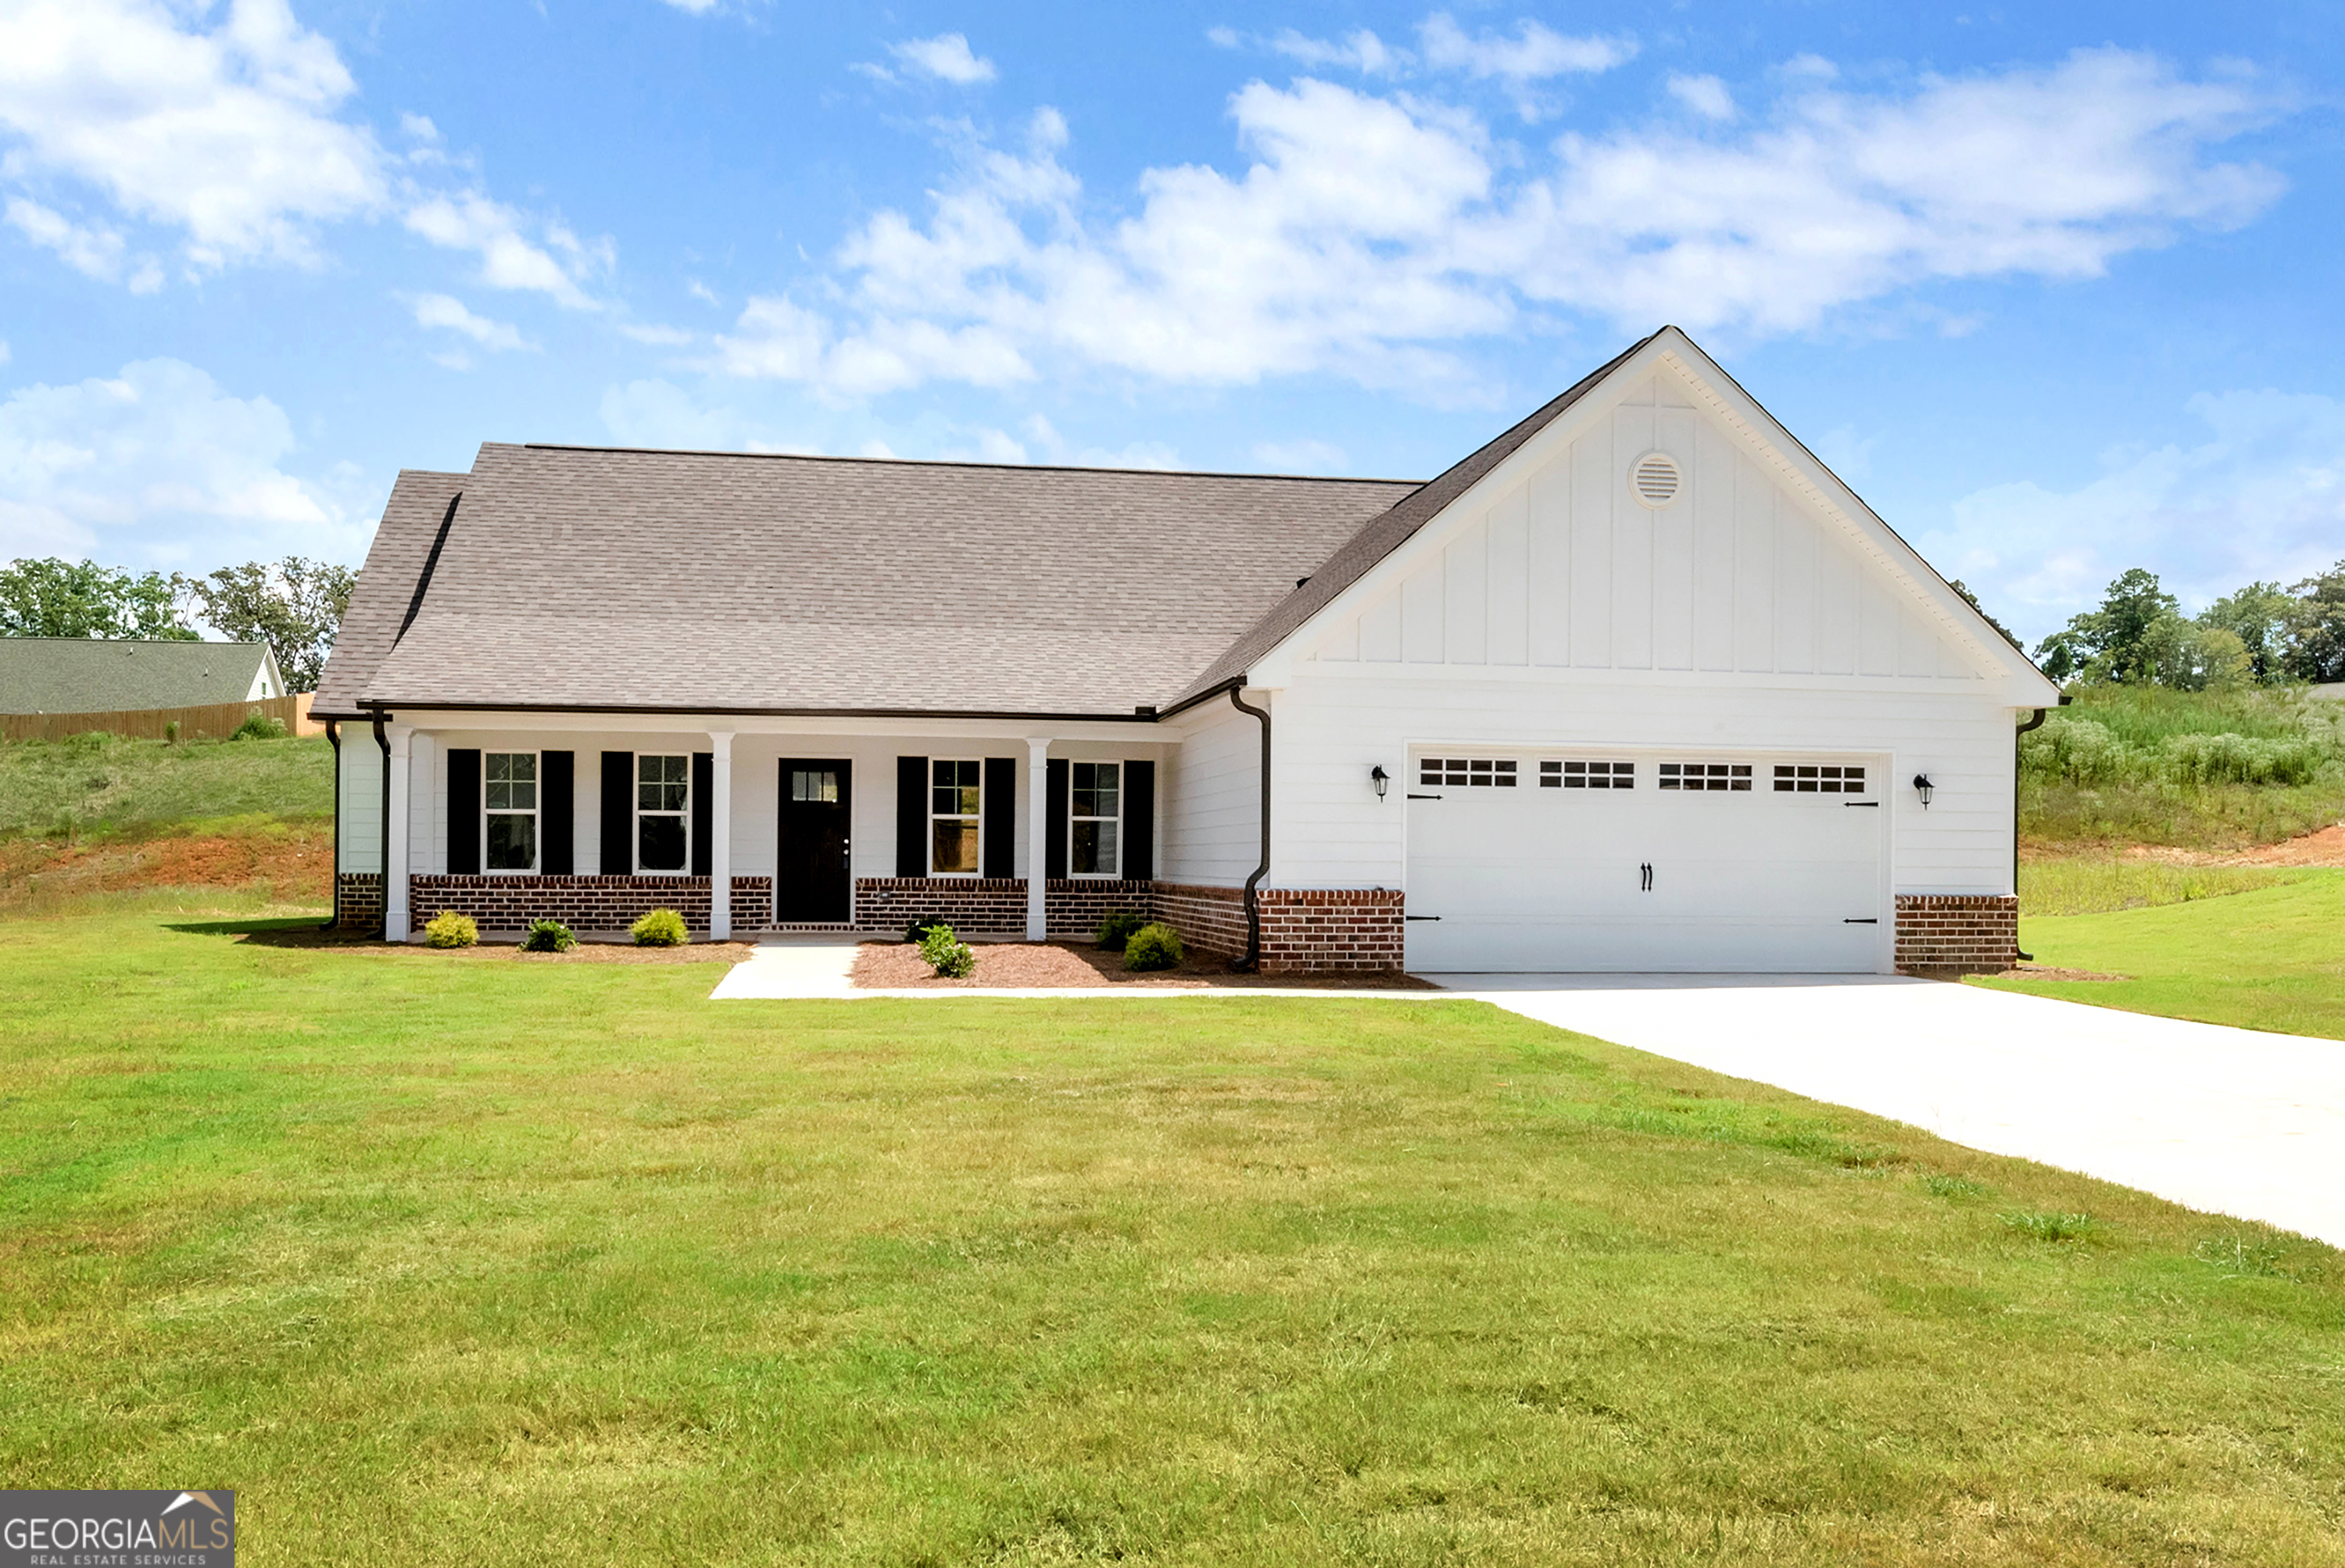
[314,328,2059,974]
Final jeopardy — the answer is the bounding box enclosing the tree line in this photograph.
[0,556,356,693]
[2028,562,2345,689]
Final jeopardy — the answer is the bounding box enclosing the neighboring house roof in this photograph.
[0,638,283,714]
[324,445,1418,718]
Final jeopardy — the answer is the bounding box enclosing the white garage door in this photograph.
[1405,752,1885,972]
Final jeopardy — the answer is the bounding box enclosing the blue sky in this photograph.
[1,0,2340,646]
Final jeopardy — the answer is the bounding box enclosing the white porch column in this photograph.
[1026,736,1051,941]
[708,730,734,941]
[385,724,413,942]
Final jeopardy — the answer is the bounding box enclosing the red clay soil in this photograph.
[853,940,1430,990]
[2,825,333,907]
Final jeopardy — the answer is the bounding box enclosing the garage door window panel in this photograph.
[1419,758,1517,787]
[1659,763,1752,792]
[1541,760,1634,789]
[1774,764,1866,794]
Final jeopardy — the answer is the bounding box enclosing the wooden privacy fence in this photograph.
[1,692,319,743]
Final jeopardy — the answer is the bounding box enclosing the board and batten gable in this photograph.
[1240,334,2056,915]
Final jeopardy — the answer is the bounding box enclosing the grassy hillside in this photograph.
[2021,686,2345,849]
[0,730,333,842]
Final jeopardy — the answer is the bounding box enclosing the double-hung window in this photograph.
[637,754,689,871]
[931,760,981,875]
[1070,762,1120,876]
[484,752,539,871]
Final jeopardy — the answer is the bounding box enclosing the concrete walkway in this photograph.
[1425,973,2345,1248]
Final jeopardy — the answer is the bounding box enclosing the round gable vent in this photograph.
[1630,450,1682,508]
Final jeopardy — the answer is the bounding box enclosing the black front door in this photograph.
[776,759,852,922]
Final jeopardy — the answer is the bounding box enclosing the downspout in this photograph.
[371,710,392,938]
[1229,685,1271,972]
[2010,693,2068,961]
[320,718,342,931]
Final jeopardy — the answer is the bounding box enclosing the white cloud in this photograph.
[723,48,2279,398]
[1667,73,1736,121]
[657,0,721,11]
[0,0,386,270]
[887,33,997,85]
[618,322,696,346]
[1266,28,1402,75]
[1927,389,2345,642]
[1418,14,1636,81]
[1252,437,1350,473]
[403,192,606,308]
[399,111,440,141]
[410,292,527,351]
[0,357,366,567]
[6,195,128,281]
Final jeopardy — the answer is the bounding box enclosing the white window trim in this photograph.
[929,756,983,878]
[482,749,542,875]
[1068,760,1122,879]
[635,751,693,875]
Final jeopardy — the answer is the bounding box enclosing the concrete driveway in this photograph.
[1423,973,2345,1248]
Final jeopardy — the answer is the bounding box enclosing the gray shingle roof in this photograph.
[311,468,467,718]
[331,445,1420,718]
[0,639,274,714]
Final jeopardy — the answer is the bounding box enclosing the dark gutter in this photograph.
[1229,686,1271,972]
[371,710,392,938]
[2010,693,2070,961]
[1156,678,1245,723]
[320,718,341,932]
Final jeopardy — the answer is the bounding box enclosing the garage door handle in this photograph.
[1844,918,1878,924]
[1405,915,1442,922]
[1408,793,1443,800]
[1845,800,1879,807]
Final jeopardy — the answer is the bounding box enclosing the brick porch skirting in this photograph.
[406,874,774,936]
[850,877,1405,973]
[336,871,383,931]
[1893,893,2018,976]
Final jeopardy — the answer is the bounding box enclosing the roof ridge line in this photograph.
[506,441,1425,487]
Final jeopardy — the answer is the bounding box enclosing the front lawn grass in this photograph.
[4,909,2342,1565]
[1981,869,2345,1040]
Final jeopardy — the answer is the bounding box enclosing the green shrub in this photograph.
[918,922,975,978]
[1096,910,1147,950]
[422,910,478,948]
[522,917,577,953]
[2163,732,2327,786]
[231,711,287,741]
[632,908,688,947]
[163,720,180,745]
[1122,922,1183,972]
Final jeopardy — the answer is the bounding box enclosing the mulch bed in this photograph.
[852,940,1430,990]
[237,928,757,963]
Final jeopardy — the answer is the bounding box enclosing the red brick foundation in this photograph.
[336,871,383,932]
[1894,893,2018,976]
[847,876,1404,973]
[404,874,773,936]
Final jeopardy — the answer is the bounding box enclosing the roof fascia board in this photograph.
[1651,331,2057,700]
[1248,335,1679,690]
[357,706,1169,743]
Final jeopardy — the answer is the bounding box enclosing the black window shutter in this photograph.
[692,752,714,875]
[982,757,1016,878]
[540,751,575,874]
[601,751,633,875]
[446,748,480,875]
[1122,760,1154,881]
[896,756,926,878]
[1045,758,1069,880]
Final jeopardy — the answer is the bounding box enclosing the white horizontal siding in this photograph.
[1269,669,2018,897]
[1161,702,1260,886]
[335,735,381,872]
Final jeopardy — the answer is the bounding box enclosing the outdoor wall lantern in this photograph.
[1913,773,1935,809]
[1371,764,1390,800]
